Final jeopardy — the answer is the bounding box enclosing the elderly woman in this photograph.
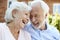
[0,2,31,40]
[24,0,60,40]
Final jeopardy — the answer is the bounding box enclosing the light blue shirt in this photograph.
[24,22,60,40]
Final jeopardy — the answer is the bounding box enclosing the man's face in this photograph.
[30,5,45,28]
[13,9,30,28]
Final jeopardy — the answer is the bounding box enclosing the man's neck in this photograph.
[40,23,47,30]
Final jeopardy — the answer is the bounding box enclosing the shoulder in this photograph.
[47,24,60,39]
[0,23,6,30]
[0,23,8,39]
[19,29,31,40]
[47,24,59,34]
[0,23,15,40]
[0,23,8,30]
[24,21,32,31]
[20,29,31,36]
[23,30,31,38]
[0,22,9,34]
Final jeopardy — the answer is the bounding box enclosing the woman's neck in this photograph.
[7,22,20,40]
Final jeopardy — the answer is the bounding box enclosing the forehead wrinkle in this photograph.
[31,2,44,12]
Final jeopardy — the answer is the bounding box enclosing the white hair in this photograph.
[28,0,49,15]
[5,2,32,23]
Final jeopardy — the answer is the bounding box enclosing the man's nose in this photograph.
[32,17,35,22]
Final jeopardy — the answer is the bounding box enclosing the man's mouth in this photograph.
[33,22,39,26]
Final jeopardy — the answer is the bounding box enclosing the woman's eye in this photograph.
[25,13,28,16]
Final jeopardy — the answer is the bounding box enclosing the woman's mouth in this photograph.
[22,19,28,24]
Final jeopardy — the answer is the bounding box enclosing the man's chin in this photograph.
[32,24,40,29]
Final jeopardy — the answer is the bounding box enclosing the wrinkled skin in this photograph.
[30,3,46,29]
[12,9,30,29]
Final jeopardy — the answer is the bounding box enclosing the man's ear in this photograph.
[45,13,47,18]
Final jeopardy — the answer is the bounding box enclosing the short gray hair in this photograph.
[28,0,49,14]
[5,2,32,23]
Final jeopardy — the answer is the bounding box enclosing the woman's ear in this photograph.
[12,9,18,18]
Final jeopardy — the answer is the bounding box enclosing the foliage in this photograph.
[48,13,60,32]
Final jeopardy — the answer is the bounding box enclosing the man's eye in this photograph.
[35,15,37,17]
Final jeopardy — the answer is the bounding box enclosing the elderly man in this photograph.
[24,0,60,40]
[0,2,31,40]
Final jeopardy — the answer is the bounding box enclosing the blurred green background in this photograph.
[48,13,60,32]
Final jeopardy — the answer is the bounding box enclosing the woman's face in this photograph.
[12,9,30,29]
